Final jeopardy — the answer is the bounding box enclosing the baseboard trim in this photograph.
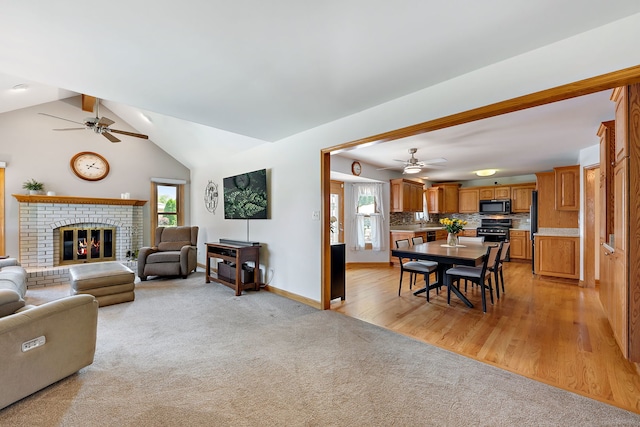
[263,285,321,310]
[346,262,390,269]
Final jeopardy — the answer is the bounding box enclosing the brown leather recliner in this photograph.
[137,226,198,281]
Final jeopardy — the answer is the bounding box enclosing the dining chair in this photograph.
[444,244,501,312]
[411,236,424,245]
[395,239,438,300]
[456,236,485,289]
[457,236,485,244]
[488,241,510,299]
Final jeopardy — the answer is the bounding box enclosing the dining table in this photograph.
[391,240,496,308]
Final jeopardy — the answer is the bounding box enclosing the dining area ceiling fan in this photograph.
[38,95,149,143]
[378,148,447,174]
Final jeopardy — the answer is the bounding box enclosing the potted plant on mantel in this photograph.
[22,178,44,195]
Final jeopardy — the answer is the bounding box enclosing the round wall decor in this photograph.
[70,151,110,181]
[204,180,219,214]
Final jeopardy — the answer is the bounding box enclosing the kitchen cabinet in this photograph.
[511,184,536,213]
[435,230,447,241]
[458,188,479,213]
[612,86,628,163]
[389,230,427,265]
[427,187,442,214]
[534,235,579,279]
[428,183,459,213]
[535,172,578,228]
[554,165,580,211]
[509,230,531,260]
[478,188,494,199]
[478,186,510,200]
[598,120,615,244]
[390,179,424,212]
[461,229,477,237]
[495,186,511,199]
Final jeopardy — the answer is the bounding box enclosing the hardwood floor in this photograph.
[331,260,640,414]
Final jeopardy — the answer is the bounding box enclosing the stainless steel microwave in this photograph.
[479,199,511,215]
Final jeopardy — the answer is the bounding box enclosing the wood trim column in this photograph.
[0,168,4,256]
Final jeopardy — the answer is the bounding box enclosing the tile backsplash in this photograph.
[389,212,531,229]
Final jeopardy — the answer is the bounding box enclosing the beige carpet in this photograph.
[2,272,640,426]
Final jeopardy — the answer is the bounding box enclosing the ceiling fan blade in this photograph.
[97,117,115,127]
[109,129,149,139]
[53,128,86,131]
[102,132,121,143]
[375,166,401,171]
[38,112,85,126]
[422,157,447,164]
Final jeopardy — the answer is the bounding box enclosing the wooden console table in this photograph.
[205,241,261,296]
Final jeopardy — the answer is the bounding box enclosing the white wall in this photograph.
[190,14,640,302]
[0,97,191,257]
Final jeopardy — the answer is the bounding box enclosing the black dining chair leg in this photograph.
[488,277,494,305]
[480,280,487,313]
[500,269,505,294]
[494,270,501,300]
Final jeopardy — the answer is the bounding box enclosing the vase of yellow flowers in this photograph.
[440,217,468,246]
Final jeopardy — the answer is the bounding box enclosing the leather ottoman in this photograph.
[69,262,135,307]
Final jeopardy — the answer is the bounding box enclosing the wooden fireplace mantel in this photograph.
[12,194,147,206]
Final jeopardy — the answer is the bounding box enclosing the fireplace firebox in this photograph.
[60,227,116,265]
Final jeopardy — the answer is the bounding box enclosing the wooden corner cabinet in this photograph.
[511,184,536,213]
[534,235,579,279]
[554,165,580,211]
[458,188,479,213]
[509,230,531,260]
[390,178,424,212]
[428,183,459,213]
[205,241,261,296]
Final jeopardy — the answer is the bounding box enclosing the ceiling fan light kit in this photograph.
[476,169,497,177]
[404,165,422,174]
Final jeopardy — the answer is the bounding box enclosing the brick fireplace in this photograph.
[14,194,146,287]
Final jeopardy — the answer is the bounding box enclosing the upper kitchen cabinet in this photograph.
[458,188,479,213]
[511,184,536,213]
[535,171,578,228]
[428,183,459,214]
[390,178,424,212]
[478,186,510,200]
[612,86,628,163]
[554,165,580,211]
[598,120,615,244]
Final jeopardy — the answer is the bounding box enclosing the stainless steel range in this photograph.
[476,218,511,261]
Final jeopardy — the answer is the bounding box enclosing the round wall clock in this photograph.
[70,151,110,181]
[351,161,362,176]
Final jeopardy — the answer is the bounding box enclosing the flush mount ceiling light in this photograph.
[404,165,422,174]
[476,169,497,177]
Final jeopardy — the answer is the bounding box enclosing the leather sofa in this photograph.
[0,293,98,409]
[0,258,27,317]
[138,226,198,280]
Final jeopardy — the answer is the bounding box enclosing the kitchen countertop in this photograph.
[533,227,580,237]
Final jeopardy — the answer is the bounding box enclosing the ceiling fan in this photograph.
[38,96,149,143]
[378,148,447,174]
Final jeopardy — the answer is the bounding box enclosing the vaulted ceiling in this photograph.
[2,2,640,177]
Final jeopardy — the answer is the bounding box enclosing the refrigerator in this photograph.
[530,190,538,273]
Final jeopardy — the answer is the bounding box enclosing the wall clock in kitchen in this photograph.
[70,151,110,181]
[351,161,362,176]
